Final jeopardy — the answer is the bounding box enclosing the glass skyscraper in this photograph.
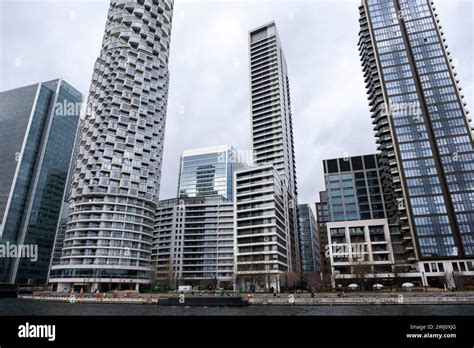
[50,0,174,292]
[0,79,81,284]
[298,204,321,274]
[323,154,388,222]
[177,145,243,201]
[359,0,474,263]
[315,191,330,274]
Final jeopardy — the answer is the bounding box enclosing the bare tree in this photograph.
[148,262,158,291]
[453,272,466,290]
[255,274,266,292]
[306,273,322,292]
[157,258,176,291]
[351,261,372,290]
[321,273,333,289]
[392,263,400,289]
[281,272,301,292]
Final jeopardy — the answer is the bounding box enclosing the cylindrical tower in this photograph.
[50,0,174,292]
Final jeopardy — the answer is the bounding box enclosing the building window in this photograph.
[452,262,459,272]
[437,263,445,272]
[467,262,474,272]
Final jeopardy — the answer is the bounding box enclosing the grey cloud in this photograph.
[1,0,472,212]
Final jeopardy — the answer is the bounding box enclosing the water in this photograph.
[1,298,473,316]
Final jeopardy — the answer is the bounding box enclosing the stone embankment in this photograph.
[248,292,474,305]
[18,291,474,306]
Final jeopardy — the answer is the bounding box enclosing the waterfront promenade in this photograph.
[18,291,474,306]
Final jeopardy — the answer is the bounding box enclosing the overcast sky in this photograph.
[1,0,473,210]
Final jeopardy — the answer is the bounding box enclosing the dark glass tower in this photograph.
[0,79,81,284]
[323,154,388,222]
[298,204,321,274]
[315,191,330,274]
[177,146,243,201]
[359,0,474,262]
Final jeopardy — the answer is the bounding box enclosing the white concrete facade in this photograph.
[152,197,235,289]
[238,21,300,290]
[233,165,290,292]
[327,219,395,277]
[327,219,474,289]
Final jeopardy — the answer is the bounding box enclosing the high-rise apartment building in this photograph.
[249,22,299,264]
[298,204,321,274]
[153,145,245,290]
[49,0,174,292]
[0,79,81,284]
[359,0,474,283]
[153,196,235,289]
[234,22,300,291]
[177,145,244,201]
[249,23,297,199]
[234,165,290,291]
